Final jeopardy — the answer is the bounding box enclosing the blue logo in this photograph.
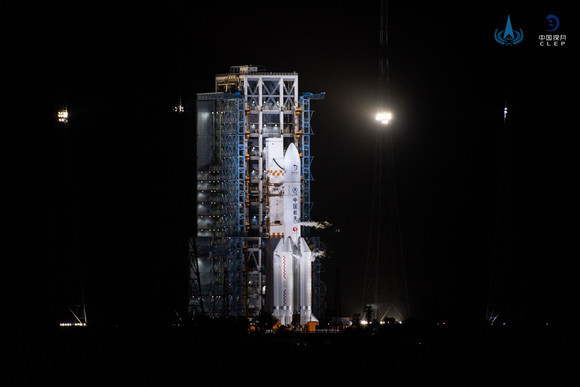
[494,15,524,45]
[545,14,560,32]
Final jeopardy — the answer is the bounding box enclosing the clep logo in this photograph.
[494,15,524,46]
[293,227,298,232]
[539,14,566,47]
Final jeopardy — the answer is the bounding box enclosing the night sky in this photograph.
[37,1,575,328]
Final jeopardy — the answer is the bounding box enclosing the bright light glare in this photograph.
[59,322,86,327]
[375,112,392,125]
[57,110,68,123]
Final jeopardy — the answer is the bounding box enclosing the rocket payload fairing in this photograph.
[266,140,317,326]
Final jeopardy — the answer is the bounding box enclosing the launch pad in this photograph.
[190,65,324,326]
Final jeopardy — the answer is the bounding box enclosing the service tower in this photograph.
[190,65,325,324]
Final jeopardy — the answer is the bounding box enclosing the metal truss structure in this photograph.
[300,92,325,237]
[191,93,245,317]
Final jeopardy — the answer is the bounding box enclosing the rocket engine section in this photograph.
[267,142,317,326]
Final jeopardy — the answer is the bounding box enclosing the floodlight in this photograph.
[57,110,69,123]
[375,111,392,125]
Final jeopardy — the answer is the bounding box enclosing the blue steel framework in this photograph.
[300,92,326,319]
[299,92,325,238]
[191,93,245,317]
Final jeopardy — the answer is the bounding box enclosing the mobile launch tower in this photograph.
[190,65,325,324]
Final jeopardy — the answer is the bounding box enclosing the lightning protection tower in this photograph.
[486,103,516,325]
[361,0,409,322]
[52,107,88,327]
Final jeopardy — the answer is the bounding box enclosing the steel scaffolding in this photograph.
[300,92,325,238]
[190,93,245,317]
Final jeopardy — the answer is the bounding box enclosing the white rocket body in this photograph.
[268,142,317,326]
[283,142,301,244]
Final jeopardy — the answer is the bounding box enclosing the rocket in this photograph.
[270,142,317,326]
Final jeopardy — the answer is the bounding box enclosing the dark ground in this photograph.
[11,321,579,386]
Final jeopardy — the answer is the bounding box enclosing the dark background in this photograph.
[31,1,575,328]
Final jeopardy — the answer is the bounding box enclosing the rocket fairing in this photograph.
[271,142,317,326]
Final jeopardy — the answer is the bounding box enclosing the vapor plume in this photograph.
[297,220,332,229]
